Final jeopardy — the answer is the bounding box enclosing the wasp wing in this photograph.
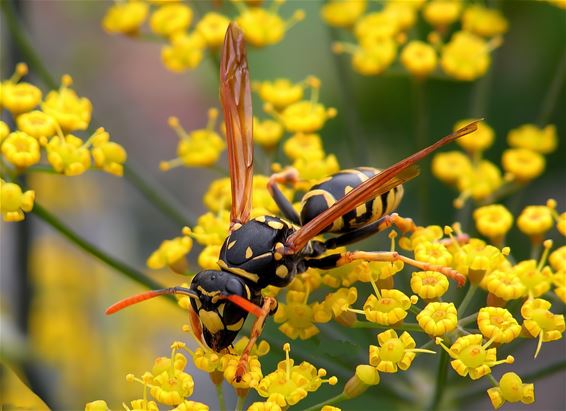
[285,120,480,252]
[220,23,254,230]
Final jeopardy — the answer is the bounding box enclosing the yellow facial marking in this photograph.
[199,310,224,334]
[275,264,289,278]
[197,286,221,298]
[268,220,285,230]
[226,317,245,331]
[228,240,237,250]
[217,260,260,283]
[245,246,253,259]
[255,216,266,223]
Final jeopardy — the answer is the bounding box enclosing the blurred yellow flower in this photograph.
[441,31,490,81]
[383,1,417,31]
[431,151,472,185]
[337,39,397,76]
[16,110,56,140]
[146,235,192,273]
[237,5,304,48]
[283,133,323,161]
[85,400,110,411]
[255,78,304,110]
[473,204,513,243]
[91,128,128,176]
[172,400,209,411]
[517,205,554,238]
[46,134,92,176]
[102,0,149,35]
[150,3,193,37]
[2,81,42,115]
[400,41,437,78]
[279,101,336,133]
[454,119,494,152]
[549,246,566,271]
[502,148,545,182]
[507,124,557,154]
[2,131,41,168]
[0,121,9,142]
[354,11,399,42]
[192,210,230,246]
[423,0,462,27]
[321,0,367,28]
[455,159,502,206]
[253,117,284,149]
[416,302,457,336]
[292,152,339,184]
[42,75,93,132]
[0,179,35,222]
[162,32,206,72]
[195,12,231,48]
[462,4,508,37]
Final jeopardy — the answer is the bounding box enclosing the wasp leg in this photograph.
[188,304,205,346]
[268,168,301,225]
[323,213,416,250]
[306,250,465,286]
[234,297,278,382]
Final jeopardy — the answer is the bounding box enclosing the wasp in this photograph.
[106,23,479,381]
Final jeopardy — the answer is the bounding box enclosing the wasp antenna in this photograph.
[221,294,264,317]
[451,119,480,140]
[106,286,198,315]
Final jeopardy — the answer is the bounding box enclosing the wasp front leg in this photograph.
[268,167,301,225]
[306,250,466,287]
[234,296,278,382]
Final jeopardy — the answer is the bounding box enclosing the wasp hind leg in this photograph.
[323,213,417,250]
[306,250,465,286]
[268,167,301,225]
[234,297,278,382]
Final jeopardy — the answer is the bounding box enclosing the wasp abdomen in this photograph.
[300,167,404,233]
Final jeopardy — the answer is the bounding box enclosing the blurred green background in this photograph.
[1,0,564,410]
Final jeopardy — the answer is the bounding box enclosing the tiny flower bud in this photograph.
[126,373,135,382]
[344,365,380,399]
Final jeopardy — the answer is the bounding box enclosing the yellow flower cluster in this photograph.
[324,0,506,80]
[102,0,305,72]
[0,64,127,222]
[432,119,558,209]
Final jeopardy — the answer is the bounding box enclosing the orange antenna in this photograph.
[106,286,198,315]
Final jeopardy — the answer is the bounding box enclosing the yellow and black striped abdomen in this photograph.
[299,167,404,233]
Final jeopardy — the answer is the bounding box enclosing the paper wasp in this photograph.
[106,23,478,381]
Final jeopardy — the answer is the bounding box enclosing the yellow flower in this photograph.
[462,4,508,37]
[452,239,508,280]
[410,271,449,300]
[363,289,414,326]
[507,124,557,154]
[455,159,502,206]
[354,11,399,42]
[521,298,565,358]
[477,307,521,344]
[90,128,127,176]
[513,260,552,298]
[283,133,323,161]
[146,235,192,274]
[279,101,336,134]
[546,0,566,8]
[423,0,462,27]
[441,31,490,81]
[319,260,371,288]
[399,225,443,251]
[487,372,534,410]
[414,242,452,267]
[369,329,434,373]
[151,369,194,405]
[274,290,320,340]
[162,32,206,72]
[549,246,566,272]
[517,205,553,238]
[257,343,337,407]
[1,131,41,168]
[383,1,417,31]
[436,334,514,380]
[247,402,282,411]
[1,80,42,115]
[16,110,56,140]
[314,287,358,322]
[484,269,526,301]
[160,112,225,170]
[195,12,231,48]
[42,75,92,132]
[198,245,221,270]
[343,364,380,399]
[416,302,457,336]
[255,79,304,110]
[203,178,231,212]
[502,148,545,183]
[102,0,148,35]
[0,181,35,222]
[236,5,304,47]
[85,400,110,411]
[557,212,566,236]
[367,260,405,281]
[552,270,566,303]
[321,0,367,28]
[46,134,91,176]
[431,151,472,185]
[221,353,263,390]
[292,152,339,184]
[172,400,209,411]
[473,204,513,242]
[253,117,284,149]
[400,41,437,78]
[191,210,230,246]
[335,39,397,76]
[454,119,494,152]
[125,399,159,411]
[189,346,222,374]
[150,3,193,37]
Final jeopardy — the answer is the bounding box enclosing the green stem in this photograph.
[301,393,348,411]
[458,312,478,328]
[32,202,173,299]
[427,349,449,411]
[2,1,194,228]
[537,51,566,126]
[458,284,478,317]
[123,163,194,227]
[215,383,227,411]
[1,0,57,89]
[235,394,247,411]
[352,321,424,332]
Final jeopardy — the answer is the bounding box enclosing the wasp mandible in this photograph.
[106,23,479,381]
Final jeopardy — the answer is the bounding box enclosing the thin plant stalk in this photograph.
[301,393,348,411]
[537,51,566,126]
[427,349,449,411]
